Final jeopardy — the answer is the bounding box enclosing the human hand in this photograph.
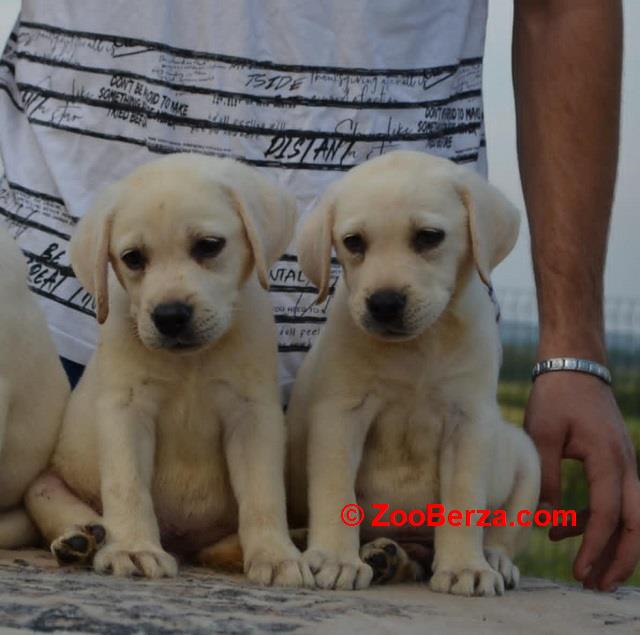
[524,372,640,591]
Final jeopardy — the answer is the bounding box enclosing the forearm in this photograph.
[513,0,623,363]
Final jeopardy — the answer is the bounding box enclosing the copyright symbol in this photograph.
[341,504,364,527]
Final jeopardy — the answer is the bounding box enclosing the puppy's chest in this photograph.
[356,393,447,508]
[152,385,234,527]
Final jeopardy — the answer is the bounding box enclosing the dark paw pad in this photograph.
[53,546,85,565]
[62,535,89,552]
[360,538,428,584]
[51,524,106,567]
[86,524,106,546]
[361,539,401,584]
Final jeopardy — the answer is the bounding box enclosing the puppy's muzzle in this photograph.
[366,290,407,326]
[151,302,194,338]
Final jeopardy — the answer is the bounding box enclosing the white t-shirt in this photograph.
[0,0,488,395]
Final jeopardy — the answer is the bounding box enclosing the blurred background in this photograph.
[0,0,638,585]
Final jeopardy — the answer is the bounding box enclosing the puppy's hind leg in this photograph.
[484,426,541,589]
[360,538,432,584]
[0,383,40,549]
[25,472,105,566]
[0,508,40,548]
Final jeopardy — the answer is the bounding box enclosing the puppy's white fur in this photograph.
[288,151,540,596]
[26,154,311,587]
[0,226,69,547]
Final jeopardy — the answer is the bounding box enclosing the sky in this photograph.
[0,0,637,301]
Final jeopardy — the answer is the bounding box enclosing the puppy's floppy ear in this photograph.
[455,169,520,285]
[296,187,337,304]
[70,186,119,324]
[222,163,297,290]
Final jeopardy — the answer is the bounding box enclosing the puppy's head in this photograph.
[297,151,519,340]
[71,154,296,351]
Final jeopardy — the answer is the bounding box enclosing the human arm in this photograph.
[513,0,640,590]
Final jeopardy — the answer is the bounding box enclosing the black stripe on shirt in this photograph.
[278,344,311,353]
[21,248,74,277]
[0,59,15,74]
[18,82,482,143]
[29,284,95,317]
[7,180,68,208]
[21,20,482,78]
[274,315,327,324]
[27,117,481,171]
[14,51,481,111]
[0,81,24,112]
[0,205,71,240]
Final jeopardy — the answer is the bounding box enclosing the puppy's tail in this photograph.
[197,528,309,573]
[0,507,40,549]
[197,533,244,573]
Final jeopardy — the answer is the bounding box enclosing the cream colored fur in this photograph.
[25,154,312,587]
[288,151,540,596]
[0,226,69,548]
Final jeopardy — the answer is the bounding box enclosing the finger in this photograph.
[549,509,587,541]
[573,467,622,581]
[597,472,640,591]
[582,528,619,591]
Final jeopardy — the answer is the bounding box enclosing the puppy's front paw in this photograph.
[93,542,178,579]
[245,539,314,588]
[485,547,520,589]
[430,562,505,597]
[303,548,373,590]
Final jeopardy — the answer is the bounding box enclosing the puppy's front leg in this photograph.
[220,389,313,588]
[304,398,376,590]
[92,388,177,579]
[431,416,503,597]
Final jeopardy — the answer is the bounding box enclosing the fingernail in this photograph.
[579,564,592,581]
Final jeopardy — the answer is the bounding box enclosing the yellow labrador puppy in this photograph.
[0,226,69,548]
[26,154,313,587]
[288,151,540,596]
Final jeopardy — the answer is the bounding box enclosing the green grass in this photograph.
[497,378,640,586]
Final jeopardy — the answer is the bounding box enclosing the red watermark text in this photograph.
[341,503,576,528]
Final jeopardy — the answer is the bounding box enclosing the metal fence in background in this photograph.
[498,286,640,336]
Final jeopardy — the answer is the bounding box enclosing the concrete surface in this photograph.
[0,549,637,634]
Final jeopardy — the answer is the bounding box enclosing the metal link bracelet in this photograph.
[531,357,612,386]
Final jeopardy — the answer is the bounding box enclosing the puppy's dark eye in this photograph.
[343,233,366,255]
[121,249,146,271]
[413,229,445,251]
[191,237,226,260]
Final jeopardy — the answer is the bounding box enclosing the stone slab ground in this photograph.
[0,550,637,634]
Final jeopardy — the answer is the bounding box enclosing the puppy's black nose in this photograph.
[152,302,193,337]
[367,290,407,324]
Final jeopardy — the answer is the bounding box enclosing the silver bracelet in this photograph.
[531,357,612,385]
